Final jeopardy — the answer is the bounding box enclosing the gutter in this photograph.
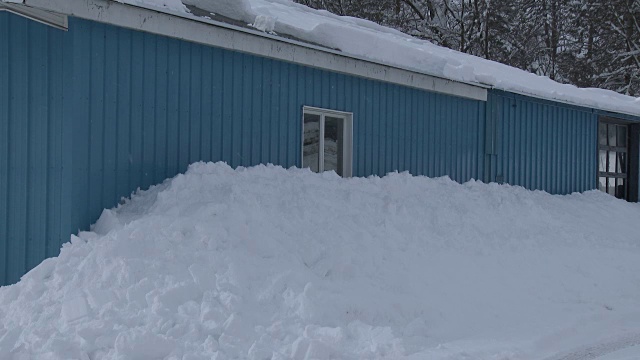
[1,1,68,30]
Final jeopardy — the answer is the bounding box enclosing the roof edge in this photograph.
[1,2,67,29]
[493,88,640,122]
[21,0,488,101]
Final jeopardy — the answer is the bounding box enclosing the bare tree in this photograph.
[294,0,640,96]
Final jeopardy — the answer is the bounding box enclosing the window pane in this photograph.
[617,152,626,174]
[608,124,617,147]
[608,152,616,173]
[324,116,343,176]
[607,178,616,196]
[616,178,626,199]
[617,126,627,148]
[599,150,607,172]
[303,113,321,173]
[599,123,607,146]
[599,177,607,192]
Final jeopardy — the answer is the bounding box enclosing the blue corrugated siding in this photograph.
[0,12,7,285]
[0,13,487,285]
[7,11,640,287]
[0,12,67,285]
[489,91,599,194]
[62,17,487,235]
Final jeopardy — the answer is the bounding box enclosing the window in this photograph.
[302,106,353,177]
[598,121,628,199]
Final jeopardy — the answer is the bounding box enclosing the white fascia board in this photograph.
[503,88,640,120]
[23,0,487,102]
[0,3,67,30]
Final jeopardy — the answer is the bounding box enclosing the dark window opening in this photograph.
[598,121,629,200]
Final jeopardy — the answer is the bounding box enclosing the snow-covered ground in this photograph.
[1,162,640,359]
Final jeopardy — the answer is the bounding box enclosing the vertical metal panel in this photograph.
[0,12,9,285]
[0,13,65,285]
[46,24,64,259]
[103,31,118,208]
[26,19,50,272]
[7,11,28,286]
[491,90,599,194]
[249,52,260,165]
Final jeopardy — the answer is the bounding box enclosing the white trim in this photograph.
[503,88,640,120]
[22,0,487,101]
[319,115,325,173]
[302,106,353,177]
[303,106,356,119]
[0,3,67,30]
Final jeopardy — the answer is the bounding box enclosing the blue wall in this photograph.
[0,13,487,285]
[486,91,600,194]
[0,12,68,285]
[3,12,637,285]
[62,16,487,237]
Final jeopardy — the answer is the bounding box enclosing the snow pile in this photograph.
[185,0,254,24]
[122,0,640,117]
[2,162,640,359]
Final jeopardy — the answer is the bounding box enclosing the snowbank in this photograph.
[123,0,640,117]
[1,162,640,359]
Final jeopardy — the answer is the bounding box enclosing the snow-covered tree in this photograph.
[294,0,640,96]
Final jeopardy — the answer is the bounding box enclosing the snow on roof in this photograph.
[127,0,640,117]
[115,0,188,13]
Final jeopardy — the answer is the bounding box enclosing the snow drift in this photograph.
[1,162,640,359]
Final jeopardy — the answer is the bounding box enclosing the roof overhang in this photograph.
[0,2,67,30]
[497,88,640,122]
[19,0,488,101]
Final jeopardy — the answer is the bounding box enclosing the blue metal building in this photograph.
[1,0,639,285]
